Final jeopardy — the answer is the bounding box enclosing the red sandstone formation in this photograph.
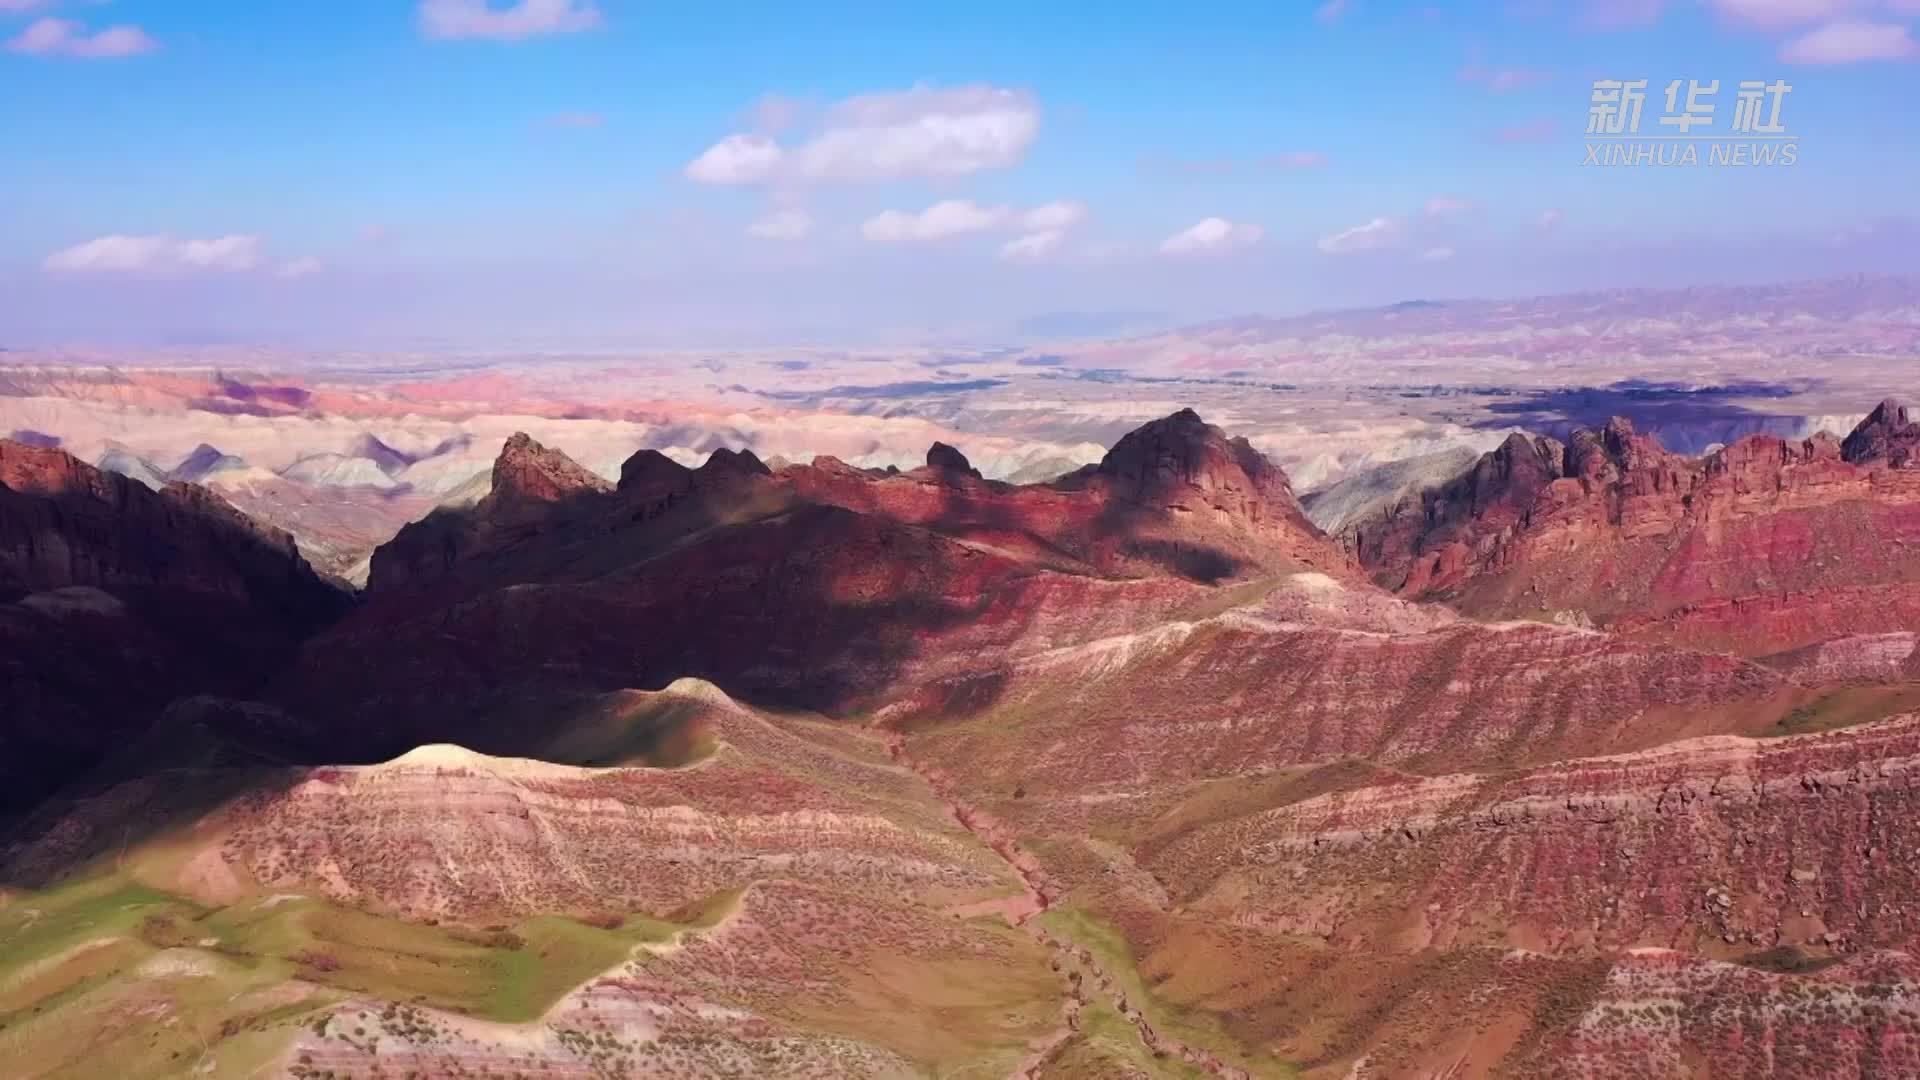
[0,439,346,813]
[1354,403,1920,653]
[0,439,342,611]
[1149,716,1920,955]
[892,578,1790,791]
[293,411,1353,755]
[15,402,1920,1077]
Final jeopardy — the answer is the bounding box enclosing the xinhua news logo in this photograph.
[1585,79,1797,167]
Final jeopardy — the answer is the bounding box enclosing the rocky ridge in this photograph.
[0,439,347,812]
[1354,403,1920,649]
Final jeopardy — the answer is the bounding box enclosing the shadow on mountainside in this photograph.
[266,500,1054,763]
[1478,379,1809,453]
[0,696,312,889]
[0,585,337,817]
[900,470,1249,584]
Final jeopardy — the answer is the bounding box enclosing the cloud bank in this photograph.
[1161,218,1264,256]
[5,17,156,58]
[42,235,321,277]
[687,85,1040,186]
[419,0,602,41]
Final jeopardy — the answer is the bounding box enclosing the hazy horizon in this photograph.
[5,1,1919,347]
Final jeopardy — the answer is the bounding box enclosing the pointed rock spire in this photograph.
[926,441,982,480]
[698,447,772,478]
[491,433,612,507]
[1843,399,1920,466]
[1096,408,1298,511]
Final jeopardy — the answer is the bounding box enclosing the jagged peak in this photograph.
[491,432,612,505]
[1864,398,1908,429]
[617,448,692,491]
[1101,409,1225,469]
[698,447,771,477]
[926,441,981,479]
[0,438,104,495]
[1565,415,1678,480]
[1490,431,1564,466]
[1842,397,1920,465]
[1098,408,1289,501]
[1453,432,1566,517]
[0,437,340,611]
[1486,431,1564,469]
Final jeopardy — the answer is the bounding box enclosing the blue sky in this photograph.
[2,0,1916,347]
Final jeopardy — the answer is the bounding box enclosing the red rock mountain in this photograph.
[1841,397,1920,466]
[0,440,347,813]
[1,440,338,610]
[284,411,1354,758]
[15,401,1920,1077]
[1353,403,1920,653]
[1072,407,1307,522]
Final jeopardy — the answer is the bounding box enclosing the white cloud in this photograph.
[1160,217,1264,256]
[863,200,1010,242]
[6,17,156,58]
[176,236,263,271]
[1780,18,1918,62]
[747,208,814,240]
[43,236,172,273]
[1420,246,1456,262]
[1020,201,1088,232]
[0,0,54,11]
[860,197,1089,248]
[686,85,1040,186]
[419,0,601,41]
[1000,230,1066,262]
[276,257,324,279]
[685,134,785,185]
[1579,0,1669,28]
[1317,216,1404,254]
[1706,0,1857,28]
[791,85,1038,182]
[1316,0,1352,22]
[1538,208,1566,230]
[1424,196,1473,218]
[44,234,265,275]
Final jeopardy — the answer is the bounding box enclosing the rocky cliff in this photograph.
[0,439,347,813]
[1354,403,1920,650]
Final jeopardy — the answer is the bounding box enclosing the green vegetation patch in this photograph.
[0,868,748,1080]
[1036,904,1291,1079]
[201,894,686,1023]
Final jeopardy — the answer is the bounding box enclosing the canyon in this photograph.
[6,397,1920,1077]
